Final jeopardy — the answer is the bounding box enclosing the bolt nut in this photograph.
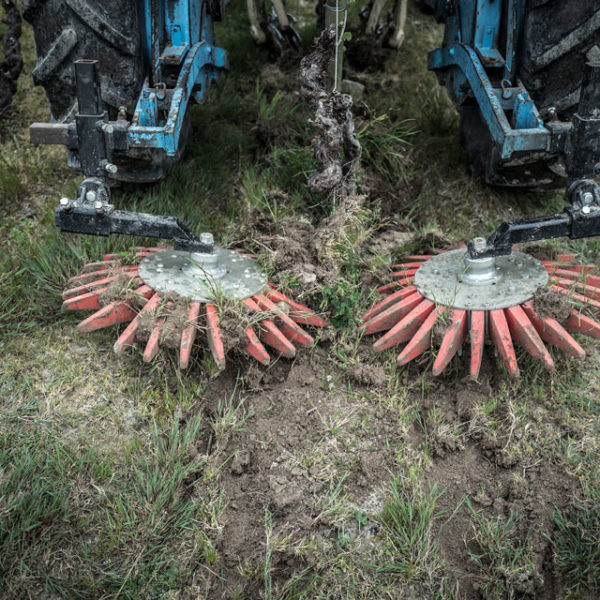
[582,192,594,205]
[59,197,70,207]
[582,205,591,214]
[105,163,118,174]
[472,237,487,253]
[200,232,215,248]
[85,191,97,202]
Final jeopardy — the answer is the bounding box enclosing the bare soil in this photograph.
[533,286,573,322]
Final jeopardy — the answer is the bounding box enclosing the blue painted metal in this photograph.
[429,0,555,161]
[127,0,228,157]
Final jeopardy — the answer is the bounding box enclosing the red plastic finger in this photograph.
[397,307,446,366]
[102,249,156,261]
[254,295,314,346]
[505,305,554,371]
[361,292,423,335]
[563,311,600,339]
[401,255,433,262]
[362,286,417,322]
[266,287,328,327]
[81,260,120,273]
[470,310,485,379]
[550,269,600,289]
[68,265,138,285]
[489,309,519,378]
[377,278,414,294]
[392,262,428,270]
[557,253,576,263]
[391,269,418,280]
[432,309,468,376]
[244,327,270,364]
[114,293,162,354]
[550,286,600,311]
[143,301,174,363]
[373,299,435,352]
[179,301,202,370]
[521,301,585,359]
[206,303,226,369]
[243,298,296,357]
[63,275,140,300]
[63,287,109,311]
[552,279,600,301]
[543,261,596,274]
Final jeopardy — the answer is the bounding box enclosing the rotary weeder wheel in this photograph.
[62,244,327,370]
[360,243,600,379]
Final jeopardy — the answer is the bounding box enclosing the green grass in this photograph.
[1,0,600,598]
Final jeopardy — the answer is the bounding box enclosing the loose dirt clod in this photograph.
[347,362,387,386]
[533,286,572,322]
[98,273,139,307]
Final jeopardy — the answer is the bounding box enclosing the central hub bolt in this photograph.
[460,237,499,285]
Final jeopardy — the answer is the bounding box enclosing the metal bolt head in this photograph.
[60,197,70,207]
[105,163,118,174]
[582,192,594,205]
[200,232,215,247]
[472,237,487,253]
[582,205,591,214]
[85,191,97,202]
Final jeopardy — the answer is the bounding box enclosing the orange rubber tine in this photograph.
[361,292,423,335]
[63,287,108,311]
[266,288,328,327]
[373,299,435,352]
[81,259,120,273]
[542,261,596,274]
[433,309,468,376]
[254,295,314,347]
[206,303,226,368]
[392,262,428,270]
[179,301,202,370]
[63,275,140,300]
[557,253,576,263]
[552,279,600,301]
[79,303,134,333]
[362,286,418,322]
[68,265,138,285]
[489,309,519,378]
[77,285,154,332]
[244,327,270,364]
[243,298,296,358]
[391,269,418,280]
[102,248,157,261]
[377,278,413,294]
[521,301,585,359]
[470,310,485,379]
[550,268,600,289]
[505,305,554,371]
[550,285,600,311]
[401,255,433,262]
[143,301,174,363]
[114,293,162,354]
[563,311,600,339]
[398,306,446,366]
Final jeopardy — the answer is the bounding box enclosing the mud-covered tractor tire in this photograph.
[23,0,144,122]
[459,0,600,188]
[22,0,187,184]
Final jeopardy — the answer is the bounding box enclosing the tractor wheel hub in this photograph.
[138,248,268,302]
[414,249,548,311]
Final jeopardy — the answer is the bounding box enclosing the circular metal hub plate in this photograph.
[138,248,268,302]
[414,249,548,311]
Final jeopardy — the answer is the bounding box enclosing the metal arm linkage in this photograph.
[468,49,600,259]
[53,60,209,253]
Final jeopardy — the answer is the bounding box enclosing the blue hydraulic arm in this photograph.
[427,0,568,161]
